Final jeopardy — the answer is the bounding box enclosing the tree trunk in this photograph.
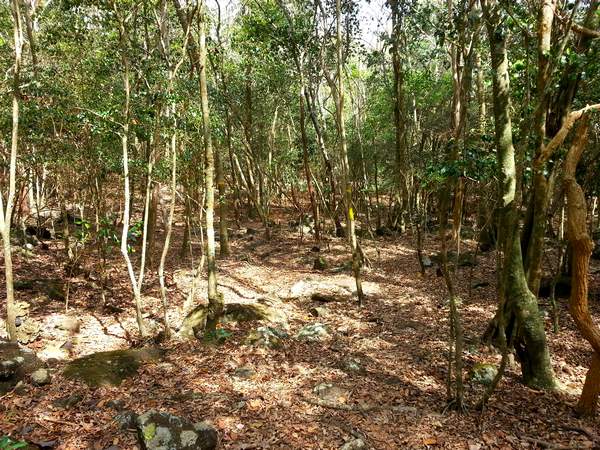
[198,5,222,332]
[482,0,555,389]
[1,0,23,341]
[333,0,364,305]
[563,118,600,416]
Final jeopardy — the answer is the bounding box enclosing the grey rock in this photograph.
[136,411,217,450]
[245,327,288,349]
[309,306,328,317]
[233,365,255,379]
[296,323,330,341]
[31,368,51,386]
[52,393,83,409]
[115,410,138,430]
[342,357,365,375]
[313,382,350,406]
[341,438,367,450]
[470,363,498,386]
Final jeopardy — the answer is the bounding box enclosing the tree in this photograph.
[482,0,555,389]
[1,0,23,341]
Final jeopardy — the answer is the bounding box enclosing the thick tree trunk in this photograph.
[563,118,600,416]
[482,0,555,389]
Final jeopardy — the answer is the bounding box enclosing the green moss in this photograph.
[143,422,156,441]
[63,348,164,387]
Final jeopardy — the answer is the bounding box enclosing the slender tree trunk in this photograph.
[198,5,221,332]
[333,0,364,305]
[0,0,23,341]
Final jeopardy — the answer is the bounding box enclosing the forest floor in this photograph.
[1,206,600,449]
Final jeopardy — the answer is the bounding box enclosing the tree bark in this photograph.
[563,117,600,416]
[482,0,555,389]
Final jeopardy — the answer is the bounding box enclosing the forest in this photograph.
[0,0,600,448]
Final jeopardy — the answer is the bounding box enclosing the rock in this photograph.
[472,281,490,289]
[375,226,393,237]
[233,365,255,379]
[470,363,498,386]
[115,410,138,430]
[457,252,477,267]
[342,357,365,375]
[245,327,288,349]
[0,342,43,394]
[311,246,321,253]
[106,399,126,411]
[313,256,328,271]
[223,299,287,327]
[313,382,350,405]
[52,393,83,409]
[422,255,433,268]
[296,323,330,341]
[63,347,165,387]
[341,438,367,450]
[16,318,41,344]
[245,227,256,235]
[311,293,344,303]
[31,368,51,386]
[309,306,328,317]
[57,316,81,334]
[136,411,217,450]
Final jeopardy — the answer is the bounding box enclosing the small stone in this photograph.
[309,306,328,317]
[115,410,138,430]
[106,399,126,411]
[53,393,83,409]
[31,368,51,386]
[422,255,433,268]
[342,358,365,374]
[233,365,255,379]
[296,323,330,342]
[245,327,287,349]
[341,438,367,450]
[57,316,81,334]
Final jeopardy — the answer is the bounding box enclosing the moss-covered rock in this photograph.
[136,411,217,450]
[469,363,498,386]
[0,342,43,394]
[63,347,164,387]
[245,326,288,349]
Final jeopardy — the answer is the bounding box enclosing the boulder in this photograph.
[223,299,287,326]
[296,323,330,342]
[136,411,217,450]
[31,368,51,386]
[63,347,164,387]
